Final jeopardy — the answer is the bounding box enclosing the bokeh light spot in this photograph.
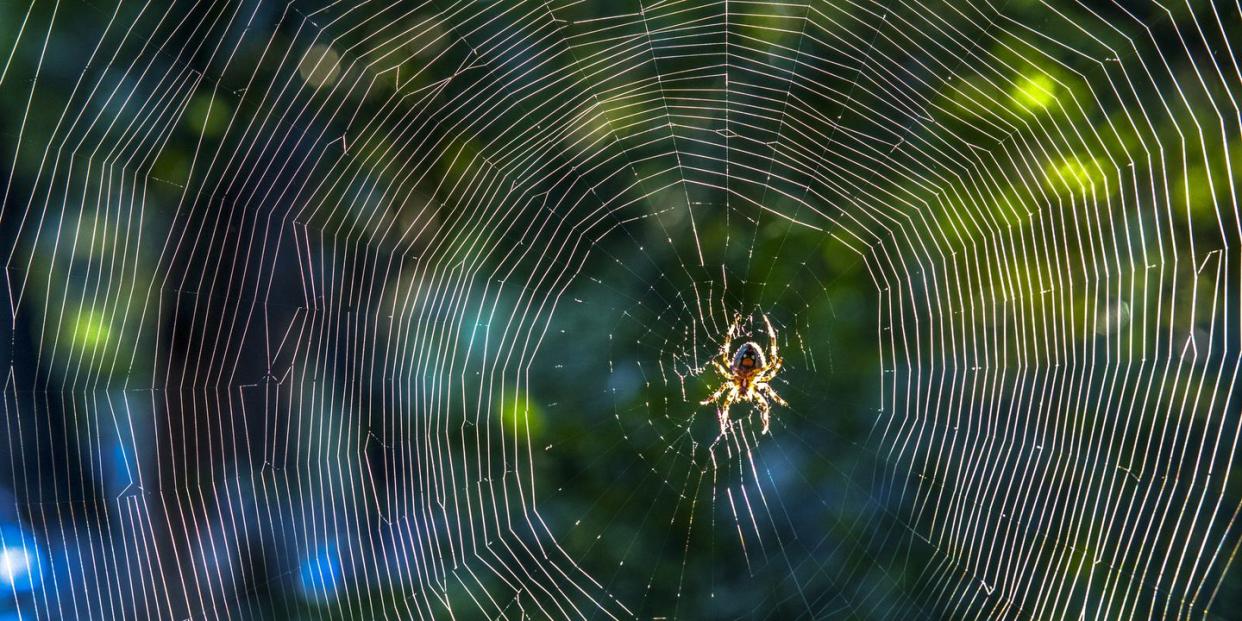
[1011,72,1058,112]
[72,309,111,349]
[299,44,341,89]
[298,544,341,601]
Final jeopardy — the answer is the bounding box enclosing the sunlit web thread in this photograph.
[0,0,1240,619]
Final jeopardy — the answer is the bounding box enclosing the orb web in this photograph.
[0,0,1240,619]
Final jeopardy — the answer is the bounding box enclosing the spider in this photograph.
[700,314,787,436]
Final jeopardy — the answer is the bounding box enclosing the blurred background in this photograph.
[1,0,1241,618]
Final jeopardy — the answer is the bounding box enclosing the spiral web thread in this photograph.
[0,0,1240,618]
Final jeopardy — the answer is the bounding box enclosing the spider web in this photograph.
[0,0,1240,618]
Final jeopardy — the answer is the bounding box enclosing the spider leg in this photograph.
[765,356,782,378]
[700,383,729,406]
[716,386,739,435]
[752,360,781,388]
[755,396,771,435]
[760,382,788,407]
[763,314,780,361]
[711,360,730,377]
[719,313,742,368]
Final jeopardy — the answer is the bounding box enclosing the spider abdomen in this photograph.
[731,342,765,376]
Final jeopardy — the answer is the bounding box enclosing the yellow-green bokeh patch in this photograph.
[185,92,231,138]
[499,388,544,440]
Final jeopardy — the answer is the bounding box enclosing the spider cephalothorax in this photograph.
[700,314,787,435]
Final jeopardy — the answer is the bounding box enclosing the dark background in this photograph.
[0,0,1240,619]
